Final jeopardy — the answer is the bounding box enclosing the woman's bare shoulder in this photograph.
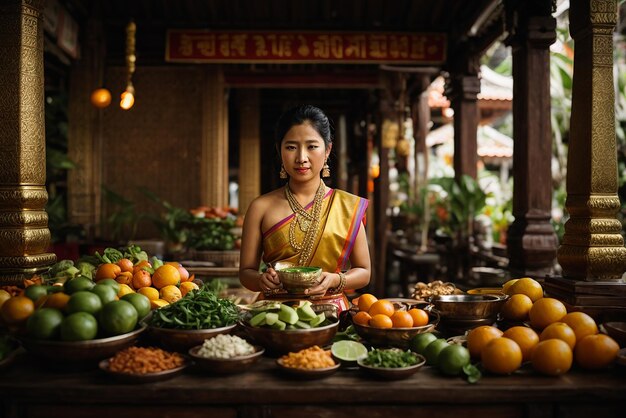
[247,188,285,212]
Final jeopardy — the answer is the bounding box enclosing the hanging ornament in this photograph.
[90,88,112,108]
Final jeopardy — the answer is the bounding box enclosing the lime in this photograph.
[121,293,151,321]
[331,340,369,362]
[98,278,121,294]
[438,344,471,376]
[90,284,117,305]
[66,291,103,315]
[46,285,64,294]
[23,285,48,302]
[100,300,138,336]
[26,308,64,340]
[60,312,98,341]
[64,276,95,294]
[409,332,438,354]
[423,338,450,366]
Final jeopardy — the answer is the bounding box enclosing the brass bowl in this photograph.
[357,353,426,380]
[147,324,237,353]
[277,266,322,294]
[19,324,146,364]
[188,345,265,374]
[603,322,626,347]
[467,287,506,297]
[99,358,188,383]
[276,357,341,379]
[430,294,507,320]
[351,311,440,349]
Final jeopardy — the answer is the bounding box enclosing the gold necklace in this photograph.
[285,181,325,265]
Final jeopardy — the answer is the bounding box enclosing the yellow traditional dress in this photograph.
[262,188,369,312]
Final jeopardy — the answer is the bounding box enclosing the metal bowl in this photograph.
[603,322,626,347]
[19,324,146,364]
[357,353,426,380]
[351,311,439,349]
[275,356,341,379]
[99,358,188,383]
[148,323,237,353]
[430,294,507,320]
[277,266,322,294]
[188,344,265,374]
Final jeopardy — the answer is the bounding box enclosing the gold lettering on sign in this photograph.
[218,34,230,56]
[253,35,268,56]
[179,34,194,56]
[313,35,330,58]
[369,35,388,58]
[266,34,294,57]
[388,35,409,58]
[297,35,310,56]
[345,35,366,58]
[197,35,217,56]
[410,35,425,59]
[230,34,247,56]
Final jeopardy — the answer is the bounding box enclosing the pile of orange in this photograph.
[352,293,429,329]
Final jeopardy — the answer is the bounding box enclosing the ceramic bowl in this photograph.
[357,353,426,380]
[99,358,188,383]
[276,266,322,294]
[430,294,507,320]
[351,311,439,349]
[147,323,237,353]
[275,357,341,379]
[188,345,265,374]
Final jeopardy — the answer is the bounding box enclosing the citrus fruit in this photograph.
[150,299,169,309]
[368,300,395,317]
[357,293,378,312]
[116,258,134,273]
[90,284,118,305]
[501,294,533,322]
[507,277,543,302]
[64,276,95,294]
[528,297,567,330]
[121,293,151,320]
[502,279,519,294]
[0,289,11,309]
[466,325,503,359]
[502,326,539,362]
[151,265,181,289]
[66,291,103,315]
[423,338,450,366]
[408,308,429,327]
[60,312,98,341]
[438,344,471,376]
[179,281,199,296]
[132,270,152,289]
[95,263,122,282]
[138,287,159,301]
[23,285,48,302]
[1,296,35,325]
[42,292,70,310]
[99,300,138,336]
[133,260,152,273]
[574,334,619,370]
[331,340,368,362]
[369,314,393,328]
[94,278,119,294]
[540,322,576,350]
[409,332,438,354]
[561,311,598,341]
[391,311,413,328]
[114,271,133,286]
[352,311,372,326]
[166,262,190,282]
[117,284,134,297]
[26,308,64,340]
[159,285,182,303]
[481,337,522,375]
[531,338,572,376]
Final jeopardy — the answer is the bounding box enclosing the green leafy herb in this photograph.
[363,348,419,368]
[333,325,360,342]
[463,363,482,383]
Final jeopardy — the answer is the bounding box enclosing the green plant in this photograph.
[101,186,145,242]
[140,188,193,247]
[187,216,237,251]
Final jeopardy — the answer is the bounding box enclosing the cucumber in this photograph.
[278,303,299,325]
[296,303,317,321]
[265,312,279,326]
[295,320,311,329]
[250,311,267,327]
[270,319,286,330]
[309,312,326,327]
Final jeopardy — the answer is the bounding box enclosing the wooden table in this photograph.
[1,354,624,418]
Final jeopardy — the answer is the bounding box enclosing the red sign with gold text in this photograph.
[165,30,446,64]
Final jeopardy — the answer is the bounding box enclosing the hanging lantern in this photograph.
[90,88,112,108]
[120,20,137,110]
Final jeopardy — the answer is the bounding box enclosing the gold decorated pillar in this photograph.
[0,0,55,284]
[238,89,260,214]
[557,0,626,281]
[201,66,229,208]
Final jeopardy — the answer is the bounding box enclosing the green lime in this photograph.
[46,285,64,294]
[98,278,121,294]
[66,291,103,315]
[121,293,151,321]
[438,344,471,376]
[26,308,64,340]
[60,312,98,341]
[64,276,95,294]
[330,340,369,362]
[90,284,117,305]
[409,332,438,354]
[23,285,48,303]
[100,300,138,336]
[423,338,450,366]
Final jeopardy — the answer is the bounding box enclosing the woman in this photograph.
[239,105,371,311]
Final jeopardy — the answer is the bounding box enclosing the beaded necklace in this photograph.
[284,181,326,265]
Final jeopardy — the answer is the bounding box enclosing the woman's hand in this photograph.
[305,272,339,296]
[259,266,281,293]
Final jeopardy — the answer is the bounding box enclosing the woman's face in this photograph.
[281,122,331,182]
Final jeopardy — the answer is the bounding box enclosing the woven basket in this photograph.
[192,250,240,267]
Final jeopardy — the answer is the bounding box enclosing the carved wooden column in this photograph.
[505,1,559,278]
[238,89,260,214]
[0,0,55,284]
[201,66,229,207]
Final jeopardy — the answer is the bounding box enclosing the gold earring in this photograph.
[280,165,288,179]
[322,161,330,178]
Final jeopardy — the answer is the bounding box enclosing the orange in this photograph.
[42,292,70,310]
[369,314,393,328]
[95,263,122,282]
[151,265,181,289]
[531,338,573,376]
[150,299,169,309]
[357,293,378,312]
[1,296,35,325]
[502,279,519,294]
[507,277,543,302]
[133,260,152,274]
[574,334,619,370]
[561,311,598,341]
[114,271,133,286]
[391,311,414,328]
[117,284,134,297]
[481,337,523,375]
[528,297,567,330]
[540,322,576,350]
[367,300,395,317]
[166,262,190,282]
[352,311,372,326]
[137,286,159,301]
[502,326,540,362]
[179,281,199,296]
[116,258,134,273]
[408,308,429,327]
[132,270,152,289]
[501,294,533,322]
[466,325,503,360]
[159,285,182,303]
